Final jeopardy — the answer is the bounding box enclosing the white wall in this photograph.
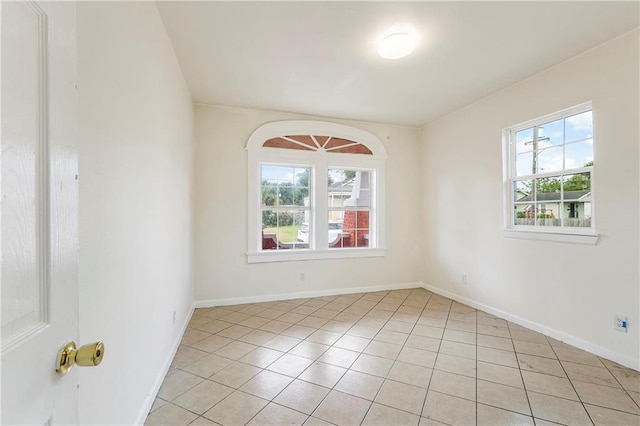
[420,30,639,368]
[194,105,422,303]
[77,2,194,424]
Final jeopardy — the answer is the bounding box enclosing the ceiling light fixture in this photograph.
[378,32,416,60]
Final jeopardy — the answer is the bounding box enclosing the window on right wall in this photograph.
[504,102,595,235]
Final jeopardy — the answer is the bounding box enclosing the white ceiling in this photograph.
[156,2,639,127]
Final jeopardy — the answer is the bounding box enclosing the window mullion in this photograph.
[315,158,328,249]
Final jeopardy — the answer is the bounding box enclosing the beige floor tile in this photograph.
[383,320,415,333]
[374,329,409,345]
[145,403,198,426]
[190,335,234,353]
[364,340,403,359]
[298,361,347,388]
[282,324,318,339]
[333,334,370,352]
[412,325,445,339]
[172,380,234,414]
[476,403,535,426]
[219,312,252,324]
[477,346,518,368]
[150,397,167,413]
[374,379,427,415]
[434,353,476,378]
[477,334,514,351]
[517,353,566,377]
[182,328,213,346]
[217,324,253,340]
[267,353,314,377]
[513,340,556,359]
[397,346,437,368]
[306,329,342,345]
[172,346,209,369]
[202,391,268,426]
[255,308,288,320]
[405,335,441,352]
[209,361,261,388]
[602,360,640,392]
[289,341,329,360]
[313,390,371,425]
[303,417,333,426]
[182,353,234,378]
[563,360,621,388]
[240,370,294,400]
[629,390,640,406]
[477,324,511,339]
[351,353,395,377]
[477,361,524,389]
[277,312,307,324]
[238,329,279,346]
[521,370,579,401]
[239,347,283,368]
[553,345,603,367]
[310,309,338,320]
[527,392,592,425]
[439,340,476,360]
[508,326,548,344]
[346,324,380,339]
[572,380,640,415]
[416,317,447,328]
[362,403,420,426]
[443,329,476,345]
[158,370,204,400]
[428,370,476,401]
[422,391,476,425]
[585,403,640,425]
[316,347,359,369]
[262,334,302,352]
[260,320,294,334]
[214,340,256,360]
[419,416,449,425]
[335,370,384,400]
[188,416,217,425]
[387,361,433,388]
[247,402,308,425]
[292,305,319,315]
[192,320,233,335]
[477,379,530,415]
[273,379,330,415]
[446,319,477,333]
[239,316,271,329]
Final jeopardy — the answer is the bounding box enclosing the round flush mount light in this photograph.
[378,32,416,59]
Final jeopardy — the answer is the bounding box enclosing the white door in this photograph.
[1,1,80,424]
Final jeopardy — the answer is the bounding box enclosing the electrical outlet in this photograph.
[173,310,177,325]
[299,272,305,281]
[461,274,468,285]
[614,315,628,332]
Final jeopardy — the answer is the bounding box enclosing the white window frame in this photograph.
[246,120,387,263]
[502,102,599,244]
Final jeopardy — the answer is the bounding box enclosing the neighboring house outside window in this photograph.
[246,121,387,263]
[503,102,596,240]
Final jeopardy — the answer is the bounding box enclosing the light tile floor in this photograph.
[145,288,640,426]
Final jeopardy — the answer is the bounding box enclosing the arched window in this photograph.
[246,121,387,263]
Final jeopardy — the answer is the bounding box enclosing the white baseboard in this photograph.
[421,282,639,371]
[134,303,196,425]
[194,282,422,309]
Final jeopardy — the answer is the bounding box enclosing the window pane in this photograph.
[261,165,296,185]
[328,169,372,208]
[514,204,534,226]
[261,210,308,250]
[261,186,278,207]
[538,119,564,147]
[330,210,369,248]
[535,203,560,227]
[515,128,534,153]
[565,140,593,170]
[516,152,533,176]
[565,110,593,142]
[563,201,592,228]
[513,180,532,203]
[536,145,563,173]
[535,176,561,199]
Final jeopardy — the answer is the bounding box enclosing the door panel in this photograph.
[1,1,79,424]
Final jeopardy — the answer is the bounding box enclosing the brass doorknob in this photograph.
[56,341,104,375]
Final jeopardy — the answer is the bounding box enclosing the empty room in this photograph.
[1,1,638,425]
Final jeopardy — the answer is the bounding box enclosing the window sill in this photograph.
[502,229,599,245]
[247,248,386,264]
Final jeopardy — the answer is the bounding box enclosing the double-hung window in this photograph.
[247,121,386,263]
[504,102,596,240]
